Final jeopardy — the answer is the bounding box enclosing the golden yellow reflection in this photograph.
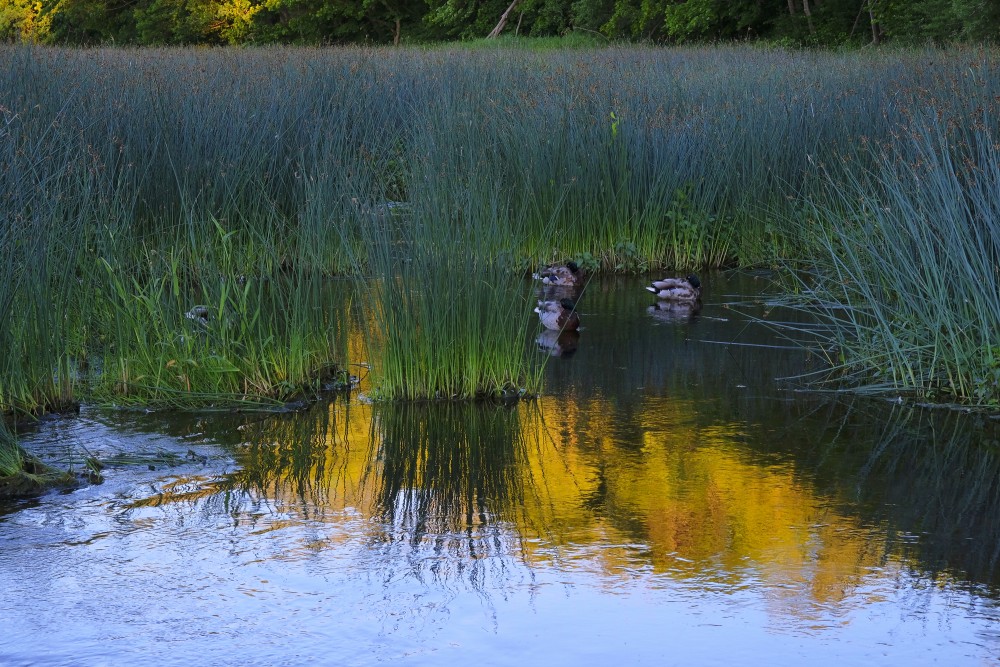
[209,389,944,620]
[521,395,885,588]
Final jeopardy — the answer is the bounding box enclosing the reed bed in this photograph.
[2,44,1000,410]
[785,63,1000,404]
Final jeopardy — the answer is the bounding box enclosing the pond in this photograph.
[3,272,1000,666]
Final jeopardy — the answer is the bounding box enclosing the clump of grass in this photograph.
[345,85,547,402]
[352,212,542,401]
[0,419,77,497]
[787,95,1000,404]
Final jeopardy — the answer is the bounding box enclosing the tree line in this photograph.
[2,0,998,46]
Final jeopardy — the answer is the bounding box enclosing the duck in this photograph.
[533,261,585,287]
[534,298,581,331]
[184,304,211,328]
[645,274,701,304]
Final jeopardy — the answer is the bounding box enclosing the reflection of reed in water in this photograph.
[761,397,1000,588]
[372,401,526,535]
[221,400,367,518]
[361,402,537,599]
[646,300,701,323]
[820,403,1000,587]
[203,399,534,549]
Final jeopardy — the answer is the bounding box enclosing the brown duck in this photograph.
[534,298,581,331]
[533,261,585,287]
[645,274,701,304]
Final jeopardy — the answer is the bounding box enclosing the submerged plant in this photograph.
[0,419,77,497]
[0,420,22,478]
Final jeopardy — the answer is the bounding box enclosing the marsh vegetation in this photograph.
[2,43,1000,487]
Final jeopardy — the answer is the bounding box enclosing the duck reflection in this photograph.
[647,299,701,323]
[534,298,581,331]
[535,329,581,357]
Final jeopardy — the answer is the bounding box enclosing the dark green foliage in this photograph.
[873,0,1000,44]
[6,0,997,45]
[44,0,120,44]
[131,0,220,45]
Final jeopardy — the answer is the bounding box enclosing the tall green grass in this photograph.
[88,237,353,408]
[343,76,549,401]
[0,84,89,415]
[2,44,930,279]
[788,94,1000,403]
[2,44,1000,409]
[0,419,22,478]
[348,204,543,400]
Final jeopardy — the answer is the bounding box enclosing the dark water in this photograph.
[4,272,1000,666]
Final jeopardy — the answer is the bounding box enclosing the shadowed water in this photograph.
[3,272,1000,666]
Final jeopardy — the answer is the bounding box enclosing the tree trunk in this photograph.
[393,18,401,45]
[802,0,815,33]
[488,0,521,38]
[787,0,796,14]
[849,0,865,39]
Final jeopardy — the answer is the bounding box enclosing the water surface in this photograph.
[4,272,1000,666]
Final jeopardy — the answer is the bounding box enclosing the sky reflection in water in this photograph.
[3,272,1000,666]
